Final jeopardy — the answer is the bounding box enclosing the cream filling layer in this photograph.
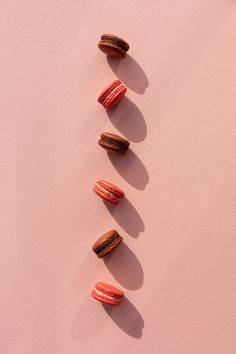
[102,83,124,106]
[94,288,119,302]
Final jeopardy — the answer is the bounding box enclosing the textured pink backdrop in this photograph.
[0,1,236,353]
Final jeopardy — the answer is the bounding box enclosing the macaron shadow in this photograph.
[104,199,145,238]
[103,243,144,290]
[107,97,147,143]
[107,149,149,190]
[72,296,109,342]
[107,55,149,94]
[102,298,144,338]
[73,252,102,294]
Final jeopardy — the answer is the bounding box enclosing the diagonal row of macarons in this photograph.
[91,34,133,307]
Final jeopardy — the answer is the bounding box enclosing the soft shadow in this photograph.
[154,0,231,118]
[72,296,109,342]
[104,199,144,238]
[73,252,101,294]
[103,243,144,290]
[107,97,147,143]
[102,298,144,338]
[107,55,149,94]
[107,149,149,190]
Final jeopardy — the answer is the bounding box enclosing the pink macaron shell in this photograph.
[104,85,127,110]
[98,180,125,199]
[93,184,120,206]
[97,80,121,104]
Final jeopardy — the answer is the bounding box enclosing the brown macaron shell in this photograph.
[92,230,123,258]
[98,132,130,154]
[98,34,129,58]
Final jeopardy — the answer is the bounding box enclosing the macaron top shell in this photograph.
[95,282,124,298]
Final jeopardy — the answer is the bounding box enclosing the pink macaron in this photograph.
[93,179,125,206]
[98,80,127,110]
[91,282,124,306]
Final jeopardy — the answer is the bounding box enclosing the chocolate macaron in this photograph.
[92,230,123,258]
[98,132,130,154]
[98,34,129,58]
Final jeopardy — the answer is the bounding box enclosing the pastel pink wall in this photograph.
[0,1,236,353]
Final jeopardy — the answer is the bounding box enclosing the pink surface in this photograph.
[0,1,236,353]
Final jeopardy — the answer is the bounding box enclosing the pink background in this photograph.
[0,1,236,353]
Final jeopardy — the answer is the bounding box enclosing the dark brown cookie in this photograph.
[98,132,130,154]
[92,230,123,258]
[98,34,129,58]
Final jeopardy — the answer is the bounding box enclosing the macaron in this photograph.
[98,34,129,58]
[98,80,127,110]
[93,179,125,206]
[91,282,124,306]
[92,230,123,258]
[98,132,130,154]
